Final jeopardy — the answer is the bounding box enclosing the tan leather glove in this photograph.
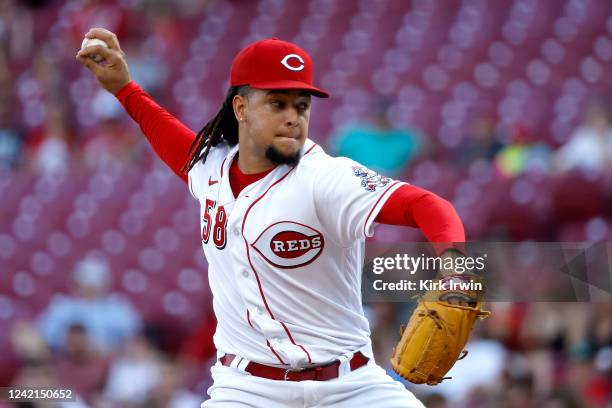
[390,274,490,385]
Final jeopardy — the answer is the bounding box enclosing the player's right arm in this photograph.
[76,28,194,182]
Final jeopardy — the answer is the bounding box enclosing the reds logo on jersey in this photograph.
[252,221,324,268]
[352,166,391,192]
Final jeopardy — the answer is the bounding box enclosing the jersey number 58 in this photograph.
[201,199,227,249]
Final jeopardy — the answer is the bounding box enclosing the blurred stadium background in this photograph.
[0,0,611,407]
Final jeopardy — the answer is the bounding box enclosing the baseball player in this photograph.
[77,28,468,407]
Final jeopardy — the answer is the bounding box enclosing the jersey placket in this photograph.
[212,162,287,364]
[241,168,319,367]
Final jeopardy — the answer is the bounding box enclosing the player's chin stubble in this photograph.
[265,145,301,167]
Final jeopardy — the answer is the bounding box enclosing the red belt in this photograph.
[219,351,369,381]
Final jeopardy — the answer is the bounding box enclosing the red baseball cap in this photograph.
[230,38,329,98]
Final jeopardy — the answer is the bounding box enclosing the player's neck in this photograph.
[236,149,277,174]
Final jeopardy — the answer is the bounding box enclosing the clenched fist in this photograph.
[76,28,131,95]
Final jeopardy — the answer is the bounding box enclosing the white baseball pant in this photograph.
[200,358,425,408]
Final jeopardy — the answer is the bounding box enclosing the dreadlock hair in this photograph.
[183,85,250,174]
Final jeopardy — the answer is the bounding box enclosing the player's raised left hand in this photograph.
[76,28,131,95]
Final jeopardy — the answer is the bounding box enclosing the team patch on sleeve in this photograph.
[351,166,391,192]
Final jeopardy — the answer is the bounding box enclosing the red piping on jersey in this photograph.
[247,310,286,364]
[280,322,312,363]
[303,143,318,156]
[220,157,227,178]
[267,340,287,364]
[246,310,254,328]
[240,143,318,365]
[363,181,402,237]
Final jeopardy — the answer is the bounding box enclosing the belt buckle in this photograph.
[284,366,307,381]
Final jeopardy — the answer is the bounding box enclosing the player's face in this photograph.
[238,89,311,165]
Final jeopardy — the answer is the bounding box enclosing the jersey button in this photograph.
[242,270,249,278]
[233,228,240,236]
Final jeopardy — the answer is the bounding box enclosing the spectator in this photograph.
[123,37,169,95]
[420,393,448,408]
[456,110,504,167]
[493,124,552,178]
[330,100,423,177]
[144,359,202,408]
[0,115,22,169]
[31,103,71,174]
[179,307,217,364]
[413,338,508,403]
[9,321,51,369]
[368,302,403,374]
[11,356,91,408]
[81,117,141,170]
[0,0,34,62]
[500,377,535,408]
[0,61,23,169]
[66,0,128,45]
[540,389,582,408]
[38,255,142,352]
[0,124,21,168]
[101,331,162,406]
[553,97,612,174]
[54,324,110,403]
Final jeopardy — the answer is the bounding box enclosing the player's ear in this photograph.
[232,94,247,123]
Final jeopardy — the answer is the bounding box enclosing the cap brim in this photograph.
[249,80,329,98]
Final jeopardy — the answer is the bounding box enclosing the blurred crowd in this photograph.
[4,255,215,408]
[1,0,611,407]
[1,0,611,182]
[371,301,612,408]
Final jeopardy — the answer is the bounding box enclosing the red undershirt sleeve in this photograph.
[115,81,195,183]
[375,184,466,255]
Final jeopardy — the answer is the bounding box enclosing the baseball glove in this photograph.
[390,274,490,385]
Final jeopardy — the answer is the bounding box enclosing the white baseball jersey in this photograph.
[188,138,405,368]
